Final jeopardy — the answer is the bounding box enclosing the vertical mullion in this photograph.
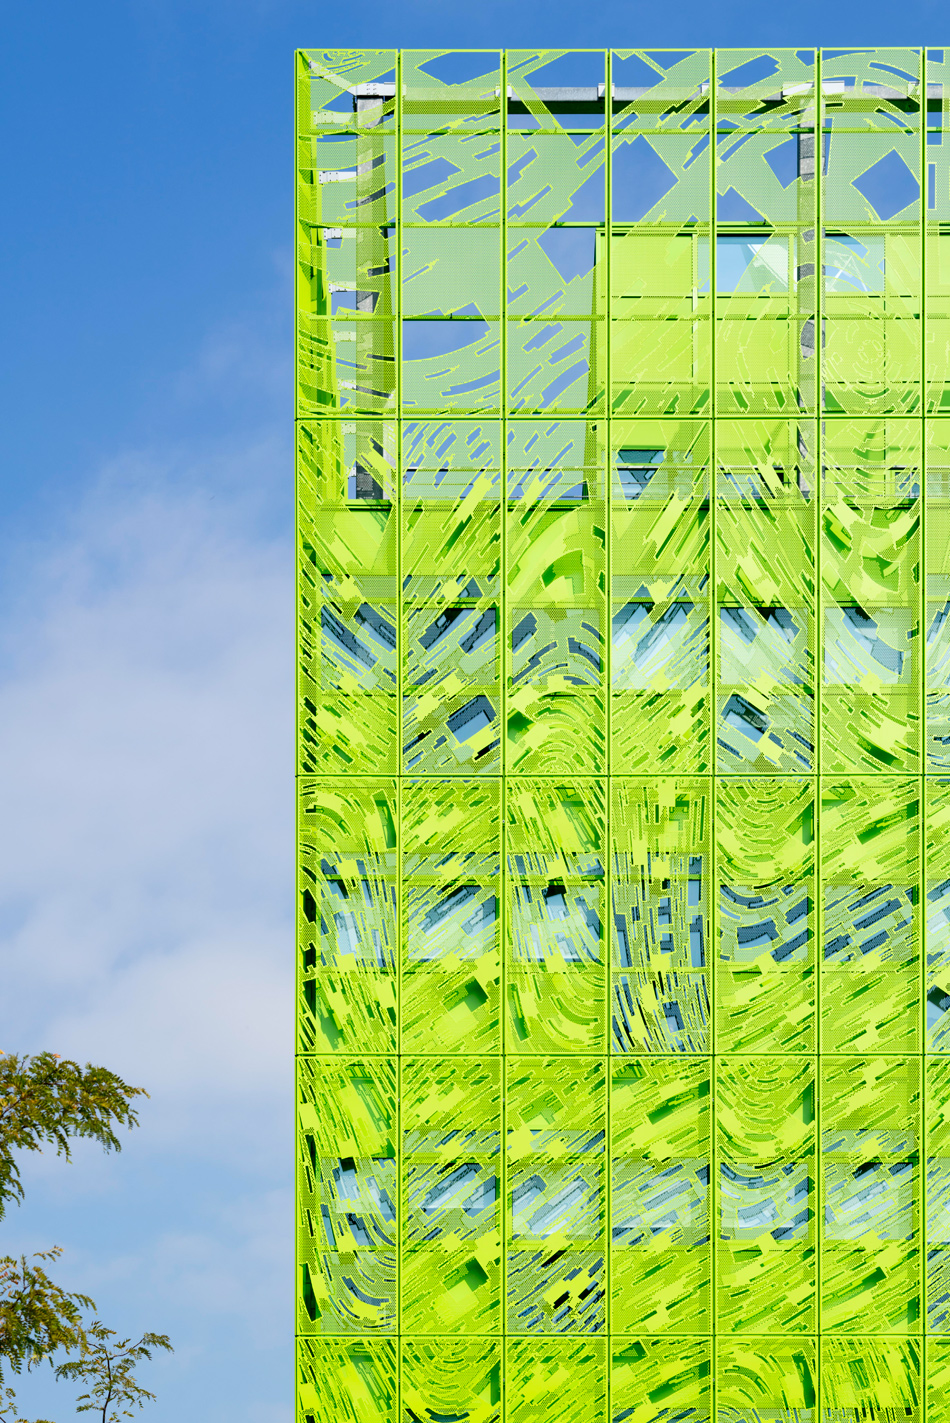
[708,44,718,1408]
[499,49,508,1423]
[603,48,613,1423]
[396,766,403,1390]
[394,49,403,1413]
[604,51,612,787]
[919,41,929,1407]
[500,46,508,786]
[293,52,302,1415]
[500,771,508,1423]
[813,44,823,1394]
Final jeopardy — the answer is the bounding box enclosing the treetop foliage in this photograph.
[0,1249,92,1379]
[0,1049,167,1420]
[0,1053,147,1221]
[55,1323,173,1422]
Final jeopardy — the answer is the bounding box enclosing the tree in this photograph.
[0,1052,171,1420]
[54,1324,172,1423]
[0,1050,145,1216]
[0,1249,92,1390]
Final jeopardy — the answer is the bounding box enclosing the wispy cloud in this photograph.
[0,310,293,1419]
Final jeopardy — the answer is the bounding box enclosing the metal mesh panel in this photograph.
[295,47,945,1421]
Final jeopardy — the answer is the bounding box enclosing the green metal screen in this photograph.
[295,46,950,1420]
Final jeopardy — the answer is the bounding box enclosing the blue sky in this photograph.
[0,3,943,1421]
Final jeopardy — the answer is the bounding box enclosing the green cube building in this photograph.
[295,46,950,1420]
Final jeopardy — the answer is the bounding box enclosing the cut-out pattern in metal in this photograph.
[297,46,943,1421]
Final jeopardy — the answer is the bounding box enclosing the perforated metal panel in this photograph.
[295,47,950,1421]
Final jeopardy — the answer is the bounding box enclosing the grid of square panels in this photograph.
[296,47,950,1422]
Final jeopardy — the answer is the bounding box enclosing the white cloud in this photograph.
[0,442,293,1115]
[0,412,293,1417]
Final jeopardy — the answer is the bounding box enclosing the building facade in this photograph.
[296,47,950,1420]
